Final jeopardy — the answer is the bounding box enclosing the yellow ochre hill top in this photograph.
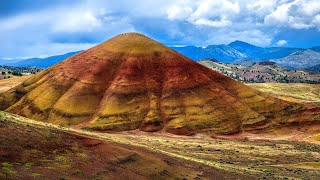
[91,32,172,54]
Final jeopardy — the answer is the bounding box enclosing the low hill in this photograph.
[199,59,320,84]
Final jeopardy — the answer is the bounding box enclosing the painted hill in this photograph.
[0,33,319,135]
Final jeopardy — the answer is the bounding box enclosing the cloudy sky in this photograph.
[1,0,320,59]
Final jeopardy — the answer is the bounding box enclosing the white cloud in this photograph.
[264,0,320,29]
[0,13,49,31]
[206,29,272,47]
[192,17,232,27]
[166,0,240,27]
[165,0,320,29]
[167,5,193,20]
[245,0,277,17]
[276,40,287,46]
[0,5,135,58]
[313,15,320,26]
[264,2,291,25]
[52,11,102,33]
[298,0,320,16]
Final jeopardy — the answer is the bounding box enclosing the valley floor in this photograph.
[0,76,30,93]
[1,111,320,179]
[247,83,320,103]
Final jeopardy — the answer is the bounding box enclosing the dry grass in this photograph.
[0,76,31,93]
[247,83,320,103]
[313,133,320,141]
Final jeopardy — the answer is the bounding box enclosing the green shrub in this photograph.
[30,173,42,178]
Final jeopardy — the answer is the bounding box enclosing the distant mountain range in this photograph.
[1,40,320,70]
[228,41,302,60]
[172,41,320,70]
[0,51,81,68]
[171,44,247,63]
